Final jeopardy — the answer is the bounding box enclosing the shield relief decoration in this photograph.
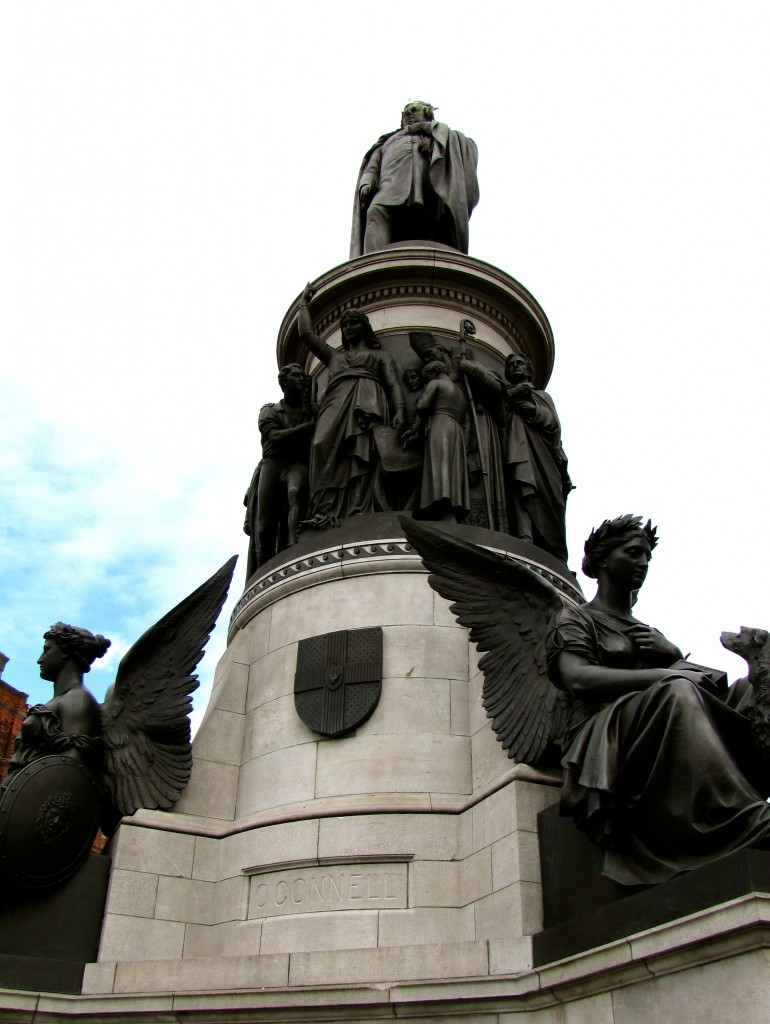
[294,627,383,737]
[0,754,101,888]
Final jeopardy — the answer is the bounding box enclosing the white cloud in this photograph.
[2,0,770,727]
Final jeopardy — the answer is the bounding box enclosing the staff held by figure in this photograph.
[458,318,493,529]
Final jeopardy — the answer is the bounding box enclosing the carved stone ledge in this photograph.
[229,514,582,638]
[276,246,555,387]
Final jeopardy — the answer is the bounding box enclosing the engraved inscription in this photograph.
[248,863,407,918]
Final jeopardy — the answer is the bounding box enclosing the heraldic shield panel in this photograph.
[294,627,383,737]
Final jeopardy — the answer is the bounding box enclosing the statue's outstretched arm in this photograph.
[378,351,406,429]
[416,380,441,421]
[298,284,333,366]
[459,359,504,409]
[359,146,381,202]
[259,405,313,446]
[554,650,679,703]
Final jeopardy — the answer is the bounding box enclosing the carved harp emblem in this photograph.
[294,627,383,737]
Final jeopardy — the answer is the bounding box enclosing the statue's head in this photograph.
[402,367,423,393]
[401,101,434,127]
[422,360,447,382]
[409,331,451,366]
[581,515,659,584]
[340,309,380,350]
[278,363,306,395]
[424,344,452,368]
[505,352,534,384]
[39,623,111,680]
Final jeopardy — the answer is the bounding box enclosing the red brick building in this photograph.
[0,653,28,783]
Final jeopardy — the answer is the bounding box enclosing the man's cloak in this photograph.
[350,121,479,258]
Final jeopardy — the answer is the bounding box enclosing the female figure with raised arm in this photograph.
[547,515,770,884]
[298,284,405,527]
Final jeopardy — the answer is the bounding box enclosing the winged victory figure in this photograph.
[1,557,236,886]
[402,514,770,887]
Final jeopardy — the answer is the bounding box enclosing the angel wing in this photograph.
[100,556,237,820]
[399,517,568,767]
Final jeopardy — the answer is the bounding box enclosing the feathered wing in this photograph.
[399,517,568,766]
[100,556,237,819]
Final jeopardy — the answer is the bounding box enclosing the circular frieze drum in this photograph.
[0,755,101,888]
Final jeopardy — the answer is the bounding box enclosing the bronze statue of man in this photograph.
[244,364,315,574]
[461,352,572,561]
[350,101,479,258]
[400,366,425,446]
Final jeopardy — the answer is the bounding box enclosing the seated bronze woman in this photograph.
[547,515,770,885]
[402,512,770,887]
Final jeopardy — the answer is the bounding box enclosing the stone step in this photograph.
[84,939,499,994]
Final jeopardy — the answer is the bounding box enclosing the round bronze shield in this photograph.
[0,755,100,888]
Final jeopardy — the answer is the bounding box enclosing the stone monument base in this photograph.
[3,521,767,1020]
[0,852,110,995]
[535,811,770,964]
[0,884,765,1021]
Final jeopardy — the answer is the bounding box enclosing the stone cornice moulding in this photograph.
[229,535,583,636]
[276,246,555,387]
[122,763,562,840]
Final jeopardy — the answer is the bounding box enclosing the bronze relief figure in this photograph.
[1,558,236,886]
[401,514,770,887]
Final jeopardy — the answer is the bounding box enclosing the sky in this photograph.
[2,2,769,729]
